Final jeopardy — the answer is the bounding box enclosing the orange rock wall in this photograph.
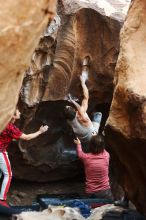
[106,0,146,215]
[10,7,121,182]
[0,0,57,131]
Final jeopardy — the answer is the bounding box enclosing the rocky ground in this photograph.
[0,179,138,220]
[7,179,85,206]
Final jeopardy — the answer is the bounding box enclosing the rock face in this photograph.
[10,101,82,181]
[87,204,125,220]
[0,0,57,131]
[11,1,124,182]
[62,0,131,21]
[87,204,145,220]
[20,0,131,106]
[105,0,146,215]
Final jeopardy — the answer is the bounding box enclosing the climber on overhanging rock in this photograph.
[0,109,48,208]
[64,56,102,144]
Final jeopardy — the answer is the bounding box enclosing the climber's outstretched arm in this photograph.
[80,76,89,113]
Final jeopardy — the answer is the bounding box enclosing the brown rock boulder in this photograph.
[0,0,57,131]
[105,0,146,215]
[21,0,130,106]
[15,3,122,181]
[20,8,121,107]
[62,0,130,21]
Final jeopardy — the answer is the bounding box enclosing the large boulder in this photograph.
[0,0,57,131]
[21,0,131,106]
[11,0,125,181]
[105,0,146,215]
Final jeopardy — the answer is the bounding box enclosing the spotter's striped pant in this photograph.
[0,151,12,200]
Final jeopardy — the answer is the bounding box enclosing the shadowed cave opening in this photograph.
[7,100,112,206]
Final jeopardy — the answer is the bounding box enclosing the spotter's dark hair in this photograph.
[89,134,105,154]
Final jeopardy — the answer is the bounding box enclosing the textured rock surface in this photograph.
[87,204,125,220]
[87,204,144,220]
[105,0,146,215]
[0,0,57,131]
[10,101,82,181]
[13,205,85,220]
[62,0,131,21]
[13,204,143,220]
[12,1,123,181]
[21,0,131,106]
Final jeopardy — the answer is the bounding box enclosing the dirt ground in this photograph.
[0,179,137,220]
[7,179,85,206]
